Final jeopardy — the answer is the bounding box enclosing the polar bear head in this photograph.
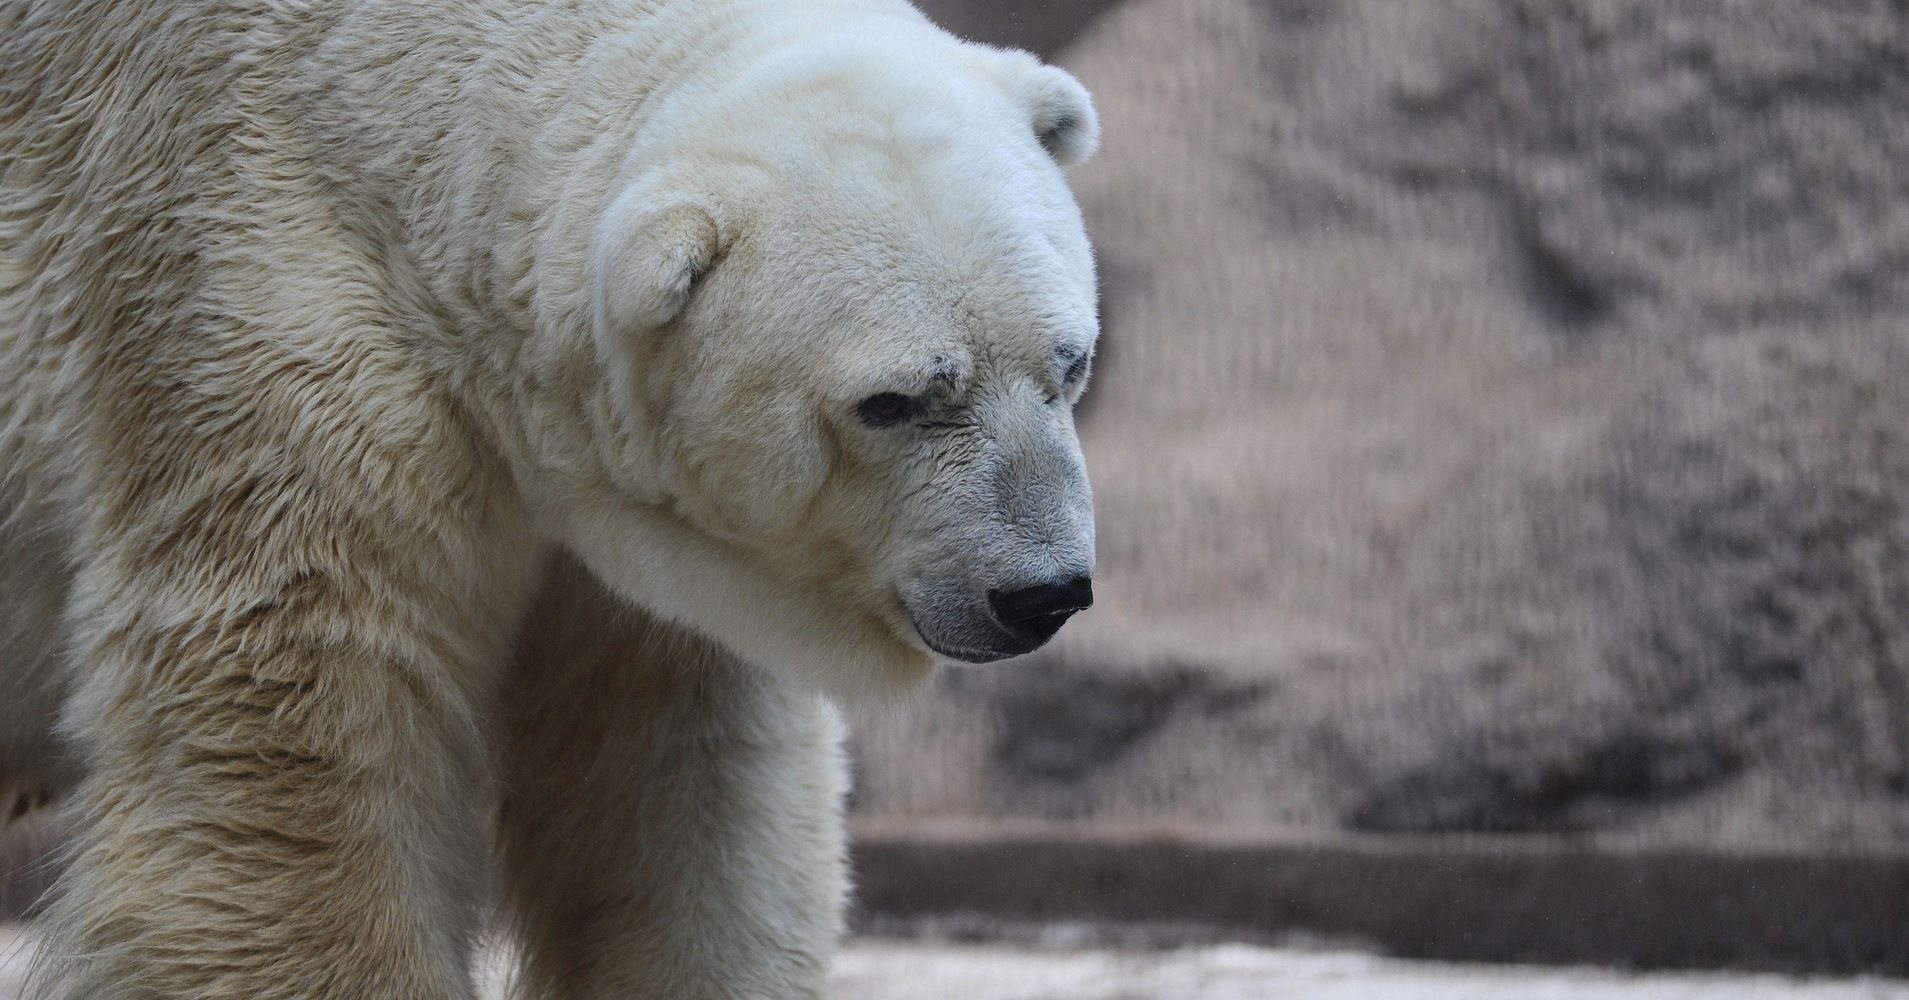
[550,16,1101,699]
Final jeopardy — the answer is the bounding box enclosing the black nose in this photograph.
[989,576,1094,639]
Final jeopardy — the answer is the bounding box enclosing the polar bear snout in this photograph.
[889,399,1100,664]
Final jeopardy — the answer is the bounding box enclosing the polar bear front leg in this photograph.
[499,558,849,1000]
[29,502,532,999]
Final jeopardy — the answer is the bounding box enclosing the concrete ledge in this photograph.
[850,821,1909,975]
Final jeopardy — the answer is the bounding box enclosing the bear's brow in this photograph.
[928,355,965,382]
[923,358,970,396]
[876,356,967,398]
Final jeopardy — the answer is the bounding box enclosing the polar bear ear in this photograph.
[1021,65,1100,167]
[591,183,721,341]
[972,48,1101,167]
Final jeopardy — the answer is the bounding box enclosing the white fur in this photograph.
[0,0,1099,995]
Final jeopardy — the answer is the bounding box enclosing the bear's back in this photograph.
[1,2,258,512]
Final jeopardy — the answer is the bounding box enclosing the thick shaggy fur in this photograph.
[0,0,1099,996]
[499,557,848,998]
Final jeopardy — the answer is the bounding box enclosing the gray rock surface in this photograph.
[912,0,1117,55]
[851,0,1909,848]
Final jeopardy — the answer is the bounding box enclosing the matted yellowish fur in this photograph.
[0,0,1100,996]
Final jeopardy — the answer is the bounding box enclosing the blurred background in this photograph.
[880,0,1909,851]
[844,0,1909,989]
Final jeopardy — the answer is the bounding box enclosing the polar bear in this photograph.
[0,0,1101,996]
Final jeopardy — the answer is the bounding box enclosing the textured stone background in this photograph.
[854,0,1909,850]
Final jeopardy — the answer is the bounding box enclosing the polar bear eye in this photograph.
[855,392,917,428]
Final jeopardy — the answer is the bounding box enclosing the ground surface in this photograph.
[832,941,1909,1000]
[5,926,1907,1000]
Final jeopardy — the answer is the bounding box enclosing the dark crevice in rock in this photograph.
[989,662,1270,784]
[1516,210,1613,331]
[1347,728,1744,834]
